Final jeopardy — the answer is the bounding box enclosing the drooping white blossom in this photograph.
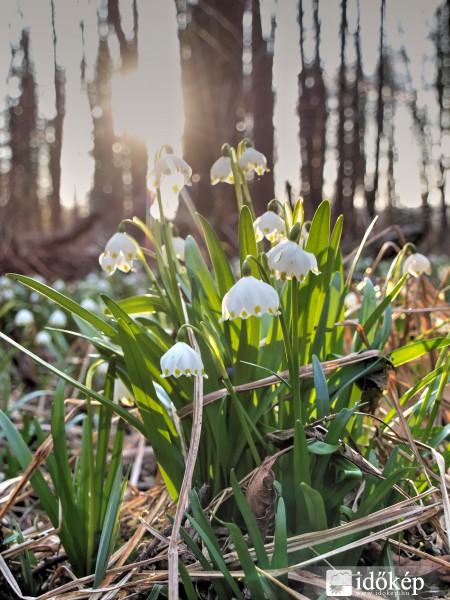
[47,309,67,328]
[160,342,207,378]
[149,154,192,189]
[14,309,34,327]
[344,292,359,310]
[221,276,281,321]
[402,253,431,278]
[253,211,286,243]
[210,156,234,185]
[80,298,99,312]
[161,236,186,263]
[238,147,269,176]
[267,240,320,282]
[99,232,139,275]
[150,171,186,221]
[35,330,52,346]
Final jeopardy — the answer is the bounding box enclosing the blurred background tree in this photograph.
[0,0,448,278]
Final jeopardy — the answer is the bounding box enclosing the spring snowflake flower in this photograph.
[221,275,280,321]
[80,298,99,312]
[99,232,138,275]
[253,211,286,243]
[267,240,320,282]
[238,147,269,175]
[35,330,52,346]
[210,156,234,185]
[161,236,185,262]
[344,292,359,310]
[402,253,431,278]
[160,342,207,378]
[14,309,34,327]
[48,309,67,328]
[150,171,185,221]
[150,154,192,188]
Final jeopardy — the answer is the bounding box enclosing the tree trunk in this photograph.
[177,0,245,233]
[87,35,124,232]
[49,0,65,230]
[297,0,327,219]
[250,0,275,212]
[366,0,385,218]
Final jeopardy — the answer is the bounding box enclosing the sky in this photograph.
[0,0,443,210]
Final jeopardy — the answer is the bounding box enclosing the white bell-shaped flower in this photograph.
[48,309,67,328]
[161,237,185,263]
[99,251,118,275]
[80,298,99,312]
[253,211,286,243]
[402,253,431,278]
[14,309,34,327]
[221,275,280,321]
[210,156,234,185]
[100,232,139,275]
[344,291,359,310]
[151,154,192,188]
[238,147,269,175]
[150,171,185,221]
[35,330,52,346]
[267,239,320,282]
[160,341,207,378]
[105,232,138,262]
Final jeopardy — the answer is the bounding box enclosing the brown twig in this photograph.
[177,349,384,418]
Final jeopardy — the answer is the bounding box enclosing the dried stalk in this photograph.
[168,303,204,600]
[178,349,383,418]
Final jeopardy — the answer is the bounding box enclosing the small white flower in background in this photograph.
[150,154,192,188]
[80,298,99,312]
[161,237,185,263]
[221,276,280,321]
[99,232,139,275]
[267,239,320,282]
[238,147,269,176]
[14,309,34,327]
[35,330,52,346]
[402,253,431,278]
[0,288,14,301]
[344,292,359,310]
[114,378,134,404]
[253,211,286,243]
[48,309,67,328]
[210,156,234,185]
[150,171,186,221]
[53,278,65,292]
[160,341,207,378]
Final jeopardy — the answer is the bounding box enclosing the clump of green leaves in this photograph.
[1,142,449,597]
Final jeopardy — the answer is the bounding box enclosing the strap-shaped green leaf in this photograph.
[198,213,235,298]
[7,274,117,338]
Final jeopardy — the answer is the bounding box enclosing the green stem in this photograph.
[84,392,96,575]
[279,312,294,428]
[156,189,185,326]
[241,176,256,220]
[223,377,261,466]
[291,278,302,424]
[422,348,450,442]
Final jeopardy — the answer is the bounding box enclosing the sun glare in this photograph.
[111,1,184,163]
